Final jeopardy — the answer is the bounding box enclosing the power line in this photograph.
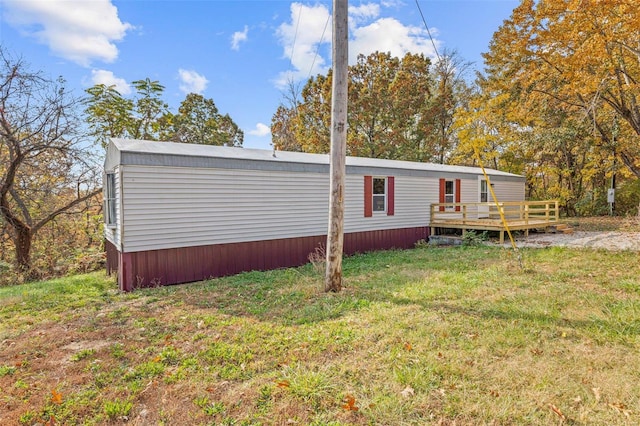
[308,13,331,79]
[289,2,304,69]
[415,0,441,62]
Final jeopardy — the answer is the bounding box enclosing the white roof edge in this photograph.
[109,138,523,178]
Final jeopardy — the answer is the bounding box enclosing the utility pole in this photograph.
[325,0,348,292]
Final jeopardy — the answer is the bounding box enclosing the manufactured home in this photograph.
[104,138,525,291]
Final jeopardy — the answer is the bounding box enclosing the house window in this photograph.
[373,178,386,212]
[105,173,116,227]
[445,180,455,205]
[480,179,488,203]
[364,176,395,217]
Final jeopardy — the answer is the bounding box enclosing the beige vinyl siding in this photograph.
[103,166,122,250]
[492,179,525,202]
[460,178,479,204]
[122,165,330,252]
[344,175,435,233]
[121,166,439,252]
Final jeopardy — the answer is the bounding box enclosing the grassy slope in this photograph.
[0,245,639,425]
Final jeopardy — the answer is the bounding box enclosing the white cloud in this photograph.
[3,0,132,67]
[350,18,440,62]
[274,3,332,88]
[248,123,271,137]
[348,3,380,26]
[177,69,208,95]
[380,0,405,8]
[274,2,440,88]
[231,25,249,51]
[89,69,131,95]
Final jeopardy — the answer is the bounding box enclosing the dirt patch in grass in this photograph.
[568,215,640,232]
[497,215,640,251]
[512,230,640,251]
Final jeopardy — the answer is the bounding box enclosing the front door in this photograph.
[478,177,489,218]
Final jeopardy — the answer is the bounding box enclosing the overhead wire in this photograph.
[414,0,441,62]
[308,13,331,80]
[288,2,304,71]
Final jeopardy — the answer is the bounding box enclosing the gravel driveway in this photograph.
[507,231,640,251]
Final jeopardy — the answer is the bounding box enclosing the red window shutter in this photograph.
[439,178,446,212]
[455,179,461,212]
[364,176,373,217]
[387,176,395,216]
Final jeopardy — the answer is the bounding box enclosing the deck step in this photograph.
[547,223,574,234]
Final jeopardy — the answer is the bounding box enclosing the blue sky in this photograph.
[1,0,518,150]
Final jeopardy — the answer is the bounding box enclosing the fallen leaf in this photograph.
[608,402,627,410]
[548,403,565,420]
[342,394,359,411]
[47,415,56,426]
[51,389,63,405]
[276,380,290,388]
[530,348,543,356]
[489,390,499,397]
[404,342,412,351]
[401,386,414,398]
[608,403,631,418]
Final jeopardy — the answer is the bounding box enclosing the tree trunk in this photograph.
[14,225,33,276]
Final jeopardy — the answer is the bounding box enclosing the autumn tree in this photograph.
[458,0,640,214]
[348,52,433,160]
[272,52,438,160]
[85,79,169,147]
[85,82,243,147]
[0,50,101,276]
[166,93,243,146]
[420,50,473,164]
[292,72,333,154]
[271,81,304,152]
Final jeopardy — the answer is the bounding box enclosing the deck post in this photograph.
[545,202,550,221]
[499,231,504,244]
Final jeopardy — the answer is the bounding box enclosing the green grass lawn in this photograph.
[1,245,639,425]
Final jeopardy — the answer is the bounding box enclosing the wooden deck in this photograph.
[430,200,560,244]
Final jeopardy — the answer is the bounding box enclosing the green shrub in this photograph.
[462,230,488,246]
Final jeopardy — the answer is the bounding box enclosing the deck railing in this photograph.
[430,200,559,226]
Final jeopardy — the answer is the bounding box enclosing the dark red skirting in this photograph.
[105,226,429,291]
